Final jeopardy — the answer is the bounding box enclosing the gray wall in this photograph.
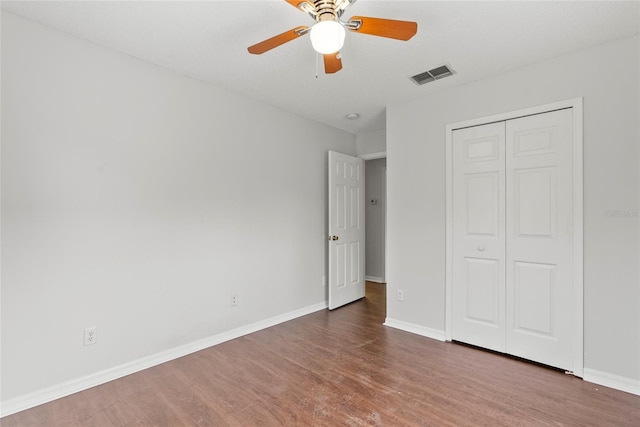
[386,35,639,387]
[1,12,355,406]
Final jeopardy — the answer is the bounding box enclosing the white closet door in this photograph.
[505,109,574,370]
[452,122,506,352]
[452,108,575,371]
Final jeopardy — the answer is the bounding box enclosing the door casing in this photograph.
[445,98,584,377]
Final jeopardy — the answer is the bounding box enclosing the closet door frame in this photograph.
[445,97,584,377]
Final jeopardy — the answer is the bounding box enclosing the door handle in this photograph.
[329,235,339,241]
[478,246,485,252]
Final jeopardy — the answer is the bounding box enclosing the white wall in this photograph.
[387,35,639,386]
[356,128,386,157]
[365,158,386,282]
[0,12,355,407]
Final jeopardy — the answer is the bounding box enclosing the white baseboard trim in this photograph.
[583,368,640,396]
[365,275,385,283]
[0,301,328,418]
[383,318,446,342]
[382,324,640,396]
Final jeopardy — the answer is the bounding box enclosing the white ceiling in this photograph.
[3,0,639,135]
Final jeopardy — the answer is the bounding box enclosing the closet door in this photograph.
[505,109,574,370]
[452,122,506,352]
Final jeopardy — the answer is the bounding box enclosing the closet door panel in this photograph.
[452,122,506,352]
[505,109,574,370]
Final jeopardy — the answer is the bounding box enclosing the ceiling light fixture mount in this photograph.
[345,113,360,120]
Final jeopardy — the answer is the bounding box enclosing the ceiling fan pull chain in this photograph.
[315,52,319,78]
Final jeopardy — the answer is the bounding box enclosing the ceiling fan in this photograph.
[247,0,418,74]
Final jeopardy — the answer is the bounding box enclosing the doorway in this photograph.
[327,152,387,313]
[365,158,386,284]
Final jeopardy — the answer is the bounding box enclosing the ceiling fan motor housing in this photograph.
[313,0,341,22]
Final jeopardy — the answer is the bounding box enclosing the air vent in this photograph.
[411,64,455,85]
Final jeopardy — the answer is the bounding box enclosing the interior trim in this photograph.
[0,302,328,418]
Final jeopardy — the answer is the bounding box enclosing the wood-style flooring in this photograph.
[3,282,639,426]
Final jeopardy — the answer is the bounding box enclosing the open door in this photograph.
[328,151,365,310]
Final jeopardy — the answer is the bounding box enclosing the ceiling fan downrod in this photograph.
[296,0,358,23]
[313,0,339,22]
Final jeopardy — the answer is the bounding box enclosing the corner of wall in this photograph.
[356,129,386,157]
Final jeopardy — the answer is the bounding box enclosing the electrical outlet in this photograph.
[231,295,239,307]
[396,290,404,301]
[322,276,327,287]
[84,327,97,346]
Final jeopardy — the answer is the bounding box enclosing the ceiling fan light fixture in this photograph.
[310,20,345,54]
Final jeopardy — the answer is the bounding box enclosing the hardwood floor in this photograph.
[3,282,639,426]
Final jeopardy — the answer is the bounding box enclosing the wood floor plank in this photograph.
[3,282,639,426]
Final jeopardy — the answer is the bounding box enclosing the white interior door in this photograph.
[328,151,365,310]
[505,109,574,370]
[452,122,507,352]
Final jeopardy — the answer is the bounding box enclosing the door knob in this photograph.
[478,246,485,252]
[329,235,339,241]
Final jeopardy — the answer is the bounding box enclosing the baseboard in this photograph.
[365,275,385,283]
[583,368,640,396]
[0,301,328,418]
[383,318,446,342]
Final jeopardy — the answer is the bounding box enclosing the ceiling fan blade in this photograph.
[348,16,417,41]
[247,26,309,55]
[324,52,343,74]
